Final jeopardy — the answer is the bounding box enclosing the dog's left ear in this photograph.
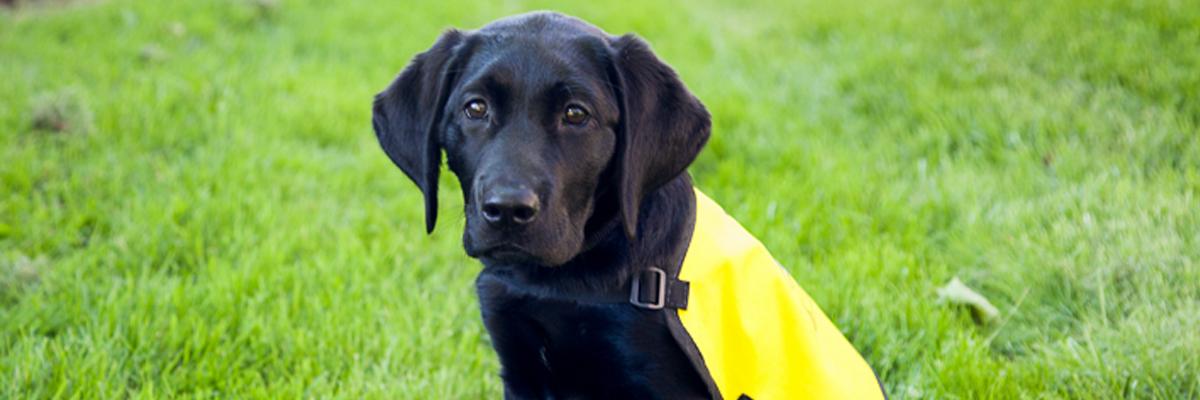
[607,34,712,240]
[373,30,469,234]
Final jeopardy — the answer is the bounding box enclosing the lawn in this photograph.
[2,0,1198,398]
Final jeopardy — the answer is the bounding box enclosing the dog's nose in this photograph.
[481,187,540,227]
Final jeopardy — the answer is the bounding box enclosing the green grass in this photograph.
[2,0,1198,398]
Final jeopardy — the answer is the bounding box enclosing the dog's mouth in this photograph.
[464,222,582,267]
[471,243,545,265]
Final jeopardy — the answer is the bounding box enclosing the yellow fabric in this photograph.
[677,189,884,400]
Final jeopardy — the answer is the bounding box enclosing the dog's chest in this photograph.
[484,288,657,374]
[476,272,707,398]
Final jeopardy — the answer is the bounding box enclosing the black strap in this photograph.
[630,267,690,310]
[527,266,689,310]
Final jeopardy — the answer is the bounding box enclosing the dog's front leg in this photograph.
[492,326,552,396]
[486,314,552,399]
[478,275,552,398]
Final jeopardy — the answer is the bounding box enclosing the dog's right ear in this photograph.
[372,30,468,234]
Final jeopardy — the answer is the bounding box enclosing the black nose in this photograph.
[481,187,540,228]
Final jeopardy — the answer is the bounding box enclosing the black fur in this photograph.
[373,12,712,399]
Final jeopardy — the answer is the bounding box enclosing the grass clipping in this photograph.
[937,277,1000,325]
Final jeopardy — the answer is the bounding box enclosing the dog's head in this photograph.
[373,12,709,267]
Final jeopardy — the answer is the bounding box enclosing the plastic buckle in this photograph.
[630,267,666,310]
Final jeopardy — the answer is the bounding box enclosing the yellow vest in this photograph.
[672,189,885,399]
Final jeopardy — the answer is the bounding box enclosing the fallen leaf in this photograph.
[937,277,1000,325]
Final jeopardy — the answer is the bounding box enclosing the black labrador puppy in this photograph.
[373,12,721,398]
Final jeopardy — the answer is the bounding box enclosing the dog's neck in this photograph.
[479,174,697,299]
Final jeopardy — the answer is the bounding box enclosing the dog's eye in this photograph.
[464,100,488,120]
[563,105,589,125]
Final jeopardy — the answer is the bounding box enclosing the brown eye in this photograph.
[464,99,488,120]
[563,105,589,125]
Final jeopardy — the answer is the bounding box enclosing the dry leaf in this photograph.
[937,277,1000,325]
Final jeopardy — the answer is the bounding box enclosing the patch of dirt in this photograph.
[29,88,94,135]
